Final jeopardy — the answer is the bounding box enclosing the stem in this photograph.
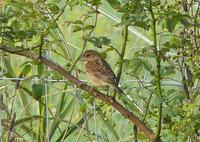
[38,2,71,60]
[69,7,98,72]
[193,2,200,53]
[149,0,162,140]
[117,25,128,82]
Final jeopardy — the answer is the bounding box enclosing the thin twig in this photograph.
[69,6,99,72]
[149,1,163,140]
[116,25,128,82]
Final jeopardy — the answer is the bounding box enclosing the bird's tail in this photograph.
[113,86,124,95]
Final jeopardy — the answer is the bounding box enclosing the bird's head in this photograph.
[81,50,101,62]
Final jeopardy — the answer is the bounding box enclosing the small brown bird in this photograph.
[81,50,124,95]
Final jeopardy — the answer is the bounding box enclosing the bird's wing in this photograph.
[94,58,118,85]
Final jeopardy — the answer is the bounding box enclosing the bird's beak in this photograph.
[80,55,86,61]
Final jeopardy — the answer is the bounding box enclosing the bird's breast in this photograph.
[85,62,108,87]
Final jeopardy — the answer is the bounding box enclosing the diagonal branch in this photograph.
[0,45,160,142]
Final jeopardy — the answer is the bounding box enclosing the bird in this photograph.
[81,50,124,95]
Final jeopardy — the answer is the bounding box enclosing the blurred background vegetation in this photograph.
[0,0,200,141]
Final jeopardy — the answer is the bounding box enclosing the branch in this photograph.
[149,0,163,140]
[117,25,128,82]
[0,45,160,142]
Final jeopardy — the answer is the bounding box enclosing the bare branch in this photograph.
[0,45,160,142]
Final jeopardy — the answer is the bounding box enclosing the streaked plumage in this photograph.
[81,50,124,95]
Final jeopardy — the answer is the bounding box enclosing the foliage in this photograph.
[0,0,200,142]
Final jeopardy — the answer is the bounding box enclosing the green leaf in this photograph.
[134,20,150,30]
[152,96,165,106]
[32,34,42,44]
[64,20,82,25]
[17,31,27,40]
[11,20,20,31]
[16,30,36,40]
[14,115,44,126]
[21,87,36,100]
[80,103,87,113]
[84,25,93,30]
[164,17,176,32]
[49,95,75,140]
[18,90,31,116]
[128,58,143,73]
[25,30,36,38]
[48,3,60,14]
[72,25,82,32]
[56,118,85,142]
[37,63,44,77]
[165,89,176,96]
[163,106,178,117]
[121,13,132,25]
[20,61,31,68]
[97,108,119,140]
[3,56,16,77]
[2,31,14,41]
[163,66,175,76]
[32,84,45,99]
[21,64,31,76]
[48,22,57,29]
[52,71,63,80]
[105,0,121,10]
[85,36,111,48]
[143,60,152,71]
[69,0,79,7]
[21,124,37,139]
[99,36,111,45]
[73,20,83,24]
[88,96,94,105]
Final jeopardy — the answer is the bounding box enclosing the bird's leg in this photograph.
[98,85,109,95]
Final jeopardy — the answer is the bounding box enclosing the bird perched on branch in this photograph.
[81,50,124,95]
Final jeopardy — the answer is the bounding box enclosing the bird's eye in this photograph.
[86,53,90,57]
